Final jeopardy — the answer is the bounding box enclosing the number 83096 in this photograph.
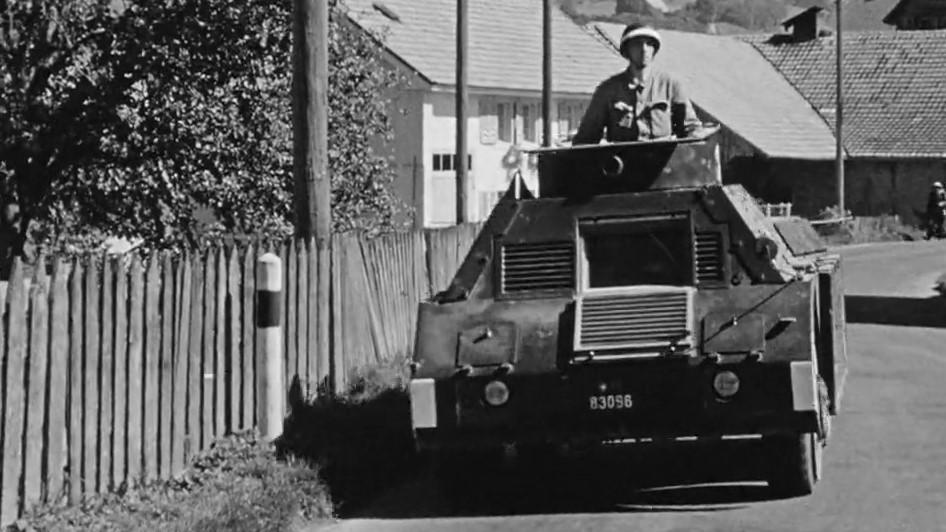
[589,394,633,410]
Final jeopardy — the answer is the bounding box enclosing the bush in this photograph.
[813,205,922,245]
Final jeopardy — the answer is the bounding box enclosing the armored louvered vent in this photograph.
[500,241,574,294]
[695,231,724,283]
[575,288,693,351]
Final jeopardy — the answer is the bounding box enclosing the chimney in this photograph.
[781,6,824,42]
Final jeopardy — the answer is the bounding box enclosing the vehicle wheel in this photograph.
[764,432,818,498]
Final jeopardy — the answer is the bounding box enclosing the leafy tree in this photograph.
[1,0,407,260]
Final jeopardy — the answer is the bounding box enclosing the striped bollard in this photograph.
[257,252,284,442]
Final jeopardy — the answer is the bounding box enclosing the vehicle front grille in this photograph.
[695,231,724,283]
[500,241,574,294]
[575,288,693,352]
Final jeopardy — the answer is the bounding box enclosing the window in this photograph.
[432,153,471,171]
[557,101,587,140]
[497,103,513,142]
[522,103,537,143]
[579,214,693,288]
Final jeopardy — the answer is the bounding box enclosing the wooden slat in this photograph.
[241,244,255,429]
[296,240,308,395]
[186,253,203,461]
[214,247,226,438]
[83,258,101,495]
[171,255,192,475]
[111,258,129,487]
[226,247,241,433]
[1,259,28,522]
[24,257,50,510]
[126,258,144,485]
[331,235,345,392]
[45,257,70,504]
[358,239,386,365]
[67,259,84,503]
[98,256,114,493]
[306,238,319,395]
[159,253,174,479]
[201,248,215,450]
[285,239,298,395]
[143,256,160,482]
[0,266,5,520]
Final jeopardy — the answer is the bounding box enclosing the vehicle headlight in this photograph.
[483,380,510,407]
[713,370,740,399]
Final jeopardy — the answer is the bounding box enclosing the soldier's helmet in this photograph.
[934,181,944,189]
[619,23,662,58]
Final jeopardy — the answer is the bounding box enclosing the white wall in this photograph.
[420,91,588,227]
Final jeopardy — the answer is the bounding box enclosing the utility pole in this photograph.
[455,0,469,224]
[835,0,845,217]
[292,0,331,389]
[542,0,552,147]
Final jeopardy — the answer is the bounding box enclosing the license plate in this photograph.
[588,394,633,410]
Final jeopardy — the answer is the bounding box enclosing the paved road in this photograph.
[322,241,946,532]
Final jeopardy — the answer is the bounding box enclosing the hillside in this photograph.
[562,0,899,34]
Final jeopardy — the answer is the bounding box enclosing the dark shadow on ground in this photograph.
[845,294,946,328]
[278,377,422,518]
[353,439,795,519]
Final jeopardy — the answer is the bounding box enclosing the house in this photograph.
[342,0,625,227]
[744,15,946,223]
[591,22,839,211]
[883,0,946,29]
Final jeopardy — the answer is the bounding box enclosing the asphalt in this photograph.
[317,240,946,532]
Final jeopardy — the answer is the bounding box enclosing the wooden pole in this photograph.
[455,0,469,224]
[542,0,553,147]
[835,0,845,217]
[293,0,330,240]
[293,0,332,396]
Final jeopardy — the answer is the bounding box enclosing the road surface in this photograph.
[321,241,946,532]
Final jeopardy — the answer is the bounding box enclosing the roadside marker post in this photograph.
[257,253,284,442]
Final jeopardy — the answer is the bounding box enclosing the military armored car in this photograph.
[408,126,847,496]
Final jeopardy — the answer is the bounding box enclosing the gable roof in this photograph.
[340,0,625,94]
[744,30,946,158]
[592,23,838,160]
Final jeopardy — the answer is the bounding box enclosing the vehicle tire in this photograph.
[764,432,818,498]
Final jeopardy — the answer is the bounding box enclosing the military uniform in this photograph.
[572,69,701,144]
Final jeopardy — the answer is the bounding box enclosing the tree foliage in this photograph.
[1,0,407,256]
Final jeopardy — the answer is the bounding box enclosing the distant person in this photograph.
[925,181,946,239]
[572,23,701,145]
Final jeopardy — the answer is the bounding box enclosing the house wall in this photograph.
[420,90,587,227]
[740,157,946,224]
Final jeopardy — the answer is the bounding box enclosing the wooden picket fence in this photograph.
[0,223,480,527]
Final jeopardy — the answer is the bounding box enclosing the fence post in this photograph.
[256,253,283,441]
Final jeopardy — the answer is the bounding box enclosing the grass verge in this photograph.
[15,358,417,530]
[16,432,334,532]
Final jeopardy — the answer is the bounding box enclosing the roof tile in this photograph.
[743,30,946,158]
[342,0,625,94]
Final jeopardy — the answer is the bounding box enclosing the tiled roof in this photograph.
[593,23,838,160]
[744,30,946,158]
[340,0,625,94]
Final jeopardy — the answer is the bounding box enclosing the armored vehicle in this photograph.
[409,126,847,496]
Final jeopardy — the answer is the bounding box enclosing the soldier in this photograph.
[925,181,946,239]
[573,23,701,145]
